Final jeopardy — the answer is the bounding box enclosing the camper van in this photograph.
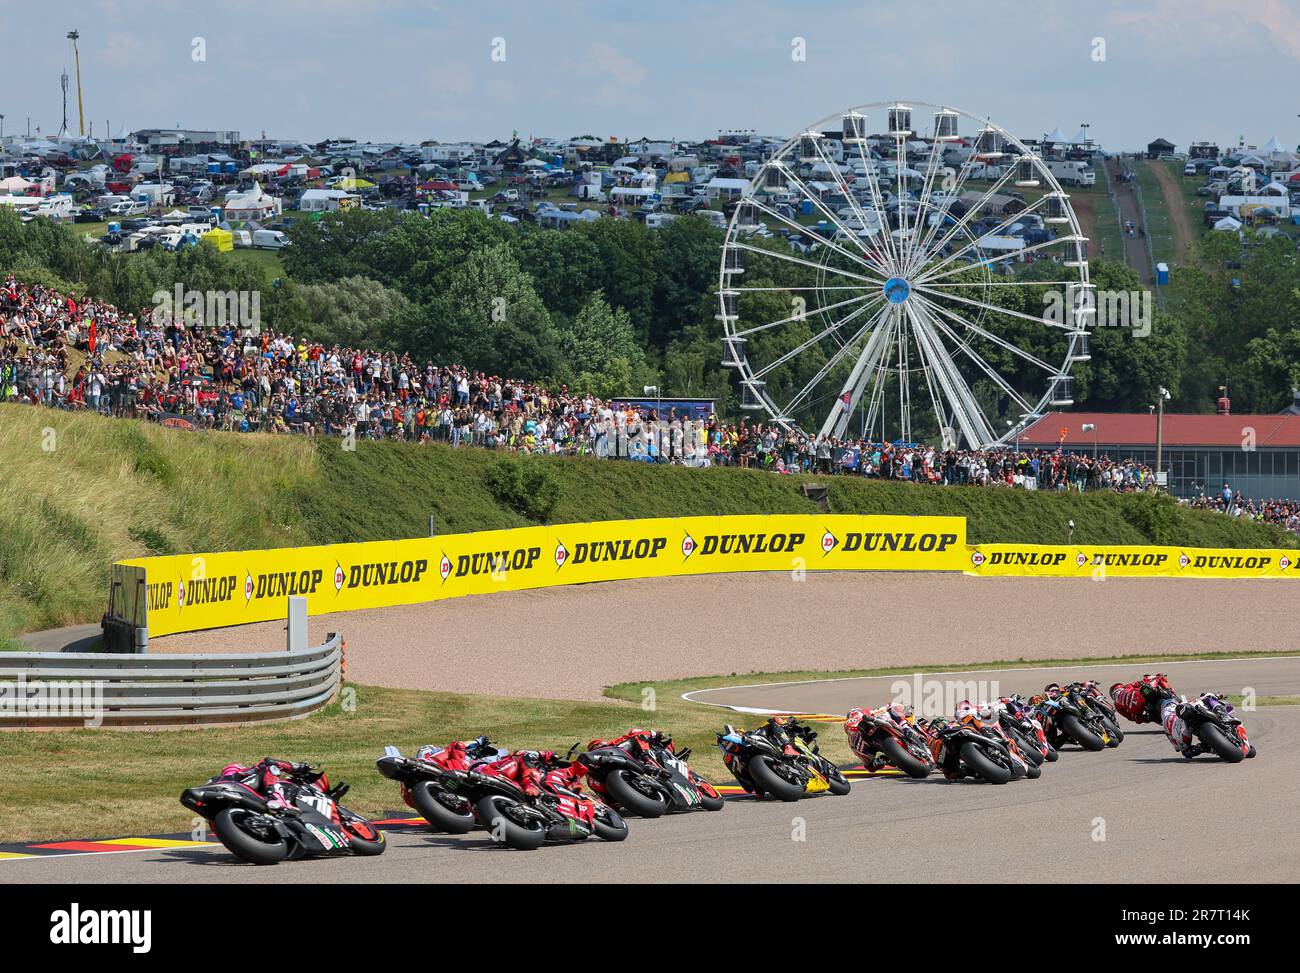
[252,229,290,250]
[1046,160,1095,186]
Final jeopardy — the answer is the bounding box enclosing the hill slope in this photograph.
[1,404,1293,646]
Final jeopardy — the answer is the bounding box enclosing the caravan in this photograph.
[1046,160,1095,187]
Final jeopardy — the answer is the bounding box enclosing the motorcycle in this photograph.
[1033,688,1112,752]
[583,731,724,816]
[449,752,629,851]
[927,718,1035,784]
[717,718,851,802]
[997,697,1056,764]
[1178,694,1256,763]
[845,709,934,778]
[1070,680,1125,746]
[181,764,385,865]
[375,737,502,833]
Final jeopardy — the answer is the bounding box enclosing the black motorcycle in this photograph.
[929,720,1032,784]
[181,764,385,865]
[717,719,850,802]
[1033,690,1111,752]
[1069,681,1125,747]
[1178,694,1257,763]
[583,733,724,816]
[375,738,501,833]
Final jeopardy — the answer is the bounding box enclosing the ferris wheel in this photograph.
[718,101,1093,449]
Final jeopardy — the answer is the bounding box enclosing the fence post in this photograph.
[287,595,308,653]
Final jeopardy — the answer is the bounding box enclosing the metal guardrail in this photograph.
[0,633,342,729]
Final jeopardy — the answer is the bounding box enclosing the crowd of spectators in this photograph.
[1188,490,1300,534]
[1,275,1295,533]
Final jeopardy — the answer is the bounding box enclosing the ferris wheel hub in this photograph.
[883,277,912,305]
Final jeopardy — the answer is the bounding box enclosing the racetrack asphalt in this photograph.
[150,573,1300,701]
[6,658,1296,884]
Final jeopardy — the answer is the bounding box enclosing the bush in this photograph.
[483,458,561,523]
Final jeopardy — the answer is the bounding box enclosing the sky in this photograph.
[4,0,1299,152]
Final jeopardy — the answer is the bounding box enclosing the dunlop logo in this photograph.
[452,548,540,578]
[840,532,959,553]
[565,537,667,566]
[1089,552,1168,567]
[345,559,429,587]
[697,532,806,556]
[984,550,1068,567]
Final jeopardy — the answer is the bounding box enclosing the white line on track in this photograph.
[679,654,1300,710]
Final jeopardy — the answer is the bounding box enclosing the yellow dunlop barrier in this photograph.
[965,544,1300,579]
[122,514,966,637]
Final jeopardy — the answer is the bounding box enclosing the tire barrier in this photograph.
[0,633,342,729]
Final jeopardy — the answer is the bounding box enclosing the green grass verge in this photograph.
[1,648,1294,843]
[3,403,1295,649]
[1135,162,1176,267]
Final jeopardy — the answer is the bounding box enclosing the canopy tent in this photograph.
[1044,126,1071,144]
[331,177,375,190]
[1213,216,1243,231]
[204,226,233,252]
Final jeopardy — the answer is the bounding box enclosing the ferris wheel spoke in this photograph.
[817,305,897,440]
[809,136,896,279]
[913,292,1058,372]
[729,241,885,287]
[780,302,890,416]
[776,167,893,277]
[852,138,904,276]
[905,302,995,446]
[913,301,1037,416]
[903,133,948,270]
[908,164,1017,277]
[749,297,881,381]
[915,234,1084,288]
[731,285,875,292]
[746,195,890,282]
[734,291,876,339]
[906,136,992,273]
[912,281,1074,332]
[914,193,1056,282]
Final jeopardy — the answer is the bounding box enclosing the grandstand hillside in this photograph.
[2,404,1294,648]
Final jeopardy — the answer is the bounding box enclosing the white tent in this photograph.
[1213,216,1243,231]
[1069,127,1091,145]
[1044,126,1070,144]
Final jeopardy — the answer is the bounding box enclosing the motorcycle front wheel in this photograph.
[592,807,629,842]
[213,808,288,865]
[748,756,806,802]
[475,795,547,850]
[692,775,726,811]
[824,766,852,796]
[605,769,669,818]
[1197,723,1246,763]
[409,780,475,834]
[958,743,1012,784]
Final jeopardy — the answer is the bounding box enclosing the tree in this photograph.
[296,276,411,348]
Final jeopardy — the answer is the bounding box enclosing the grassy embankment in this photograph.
[2,402,1294,650]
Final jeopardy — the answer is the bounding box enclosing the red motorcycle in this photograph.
[844,706,935,778]
[458,750,629,851]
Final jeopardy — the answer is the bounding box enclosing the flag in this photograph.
[88,320,97,354]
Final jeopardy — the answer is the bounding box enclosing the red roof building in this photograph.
[1018,412,1300,499]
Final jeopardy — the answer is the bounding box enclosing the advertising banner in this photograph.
[123,514,967,637]
[965,544,1300,579]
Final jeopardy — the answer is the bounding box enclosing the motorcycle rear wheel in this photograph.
[958,743,1012,784]
[410,780,475,834]
[879,735,932,778]
[1061,714,1106,752]
[1198,723,1245,763]
[476,795,547,850]
[748,756,806,802]
[606,770,670,818]
[213,808,288,865]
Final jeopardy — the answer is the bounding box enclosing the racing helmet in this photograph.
[955,699,979,722]
[844,707,867,731]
